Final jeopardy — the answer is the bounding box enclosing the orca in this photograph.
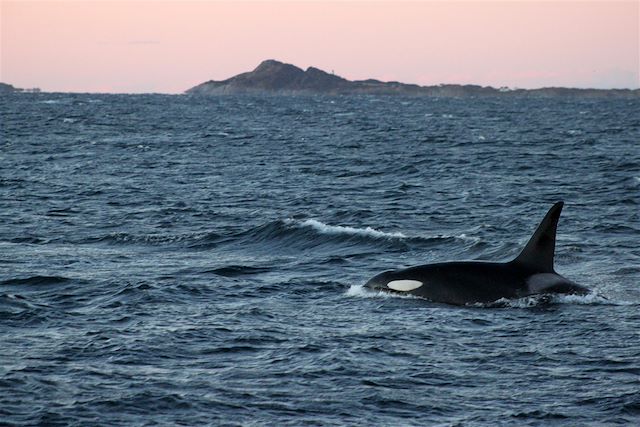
[364,202,589,305]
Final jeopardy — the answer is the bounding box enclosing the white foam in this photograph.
[290,219,406,239]
[345,284,419,299]
[454,233,481,243]
[345,284,374,297]
[347,285,625,307]
[284,219,484,244]
[552,293,619,305]
[478,292,618,308]
[482,296,551,308]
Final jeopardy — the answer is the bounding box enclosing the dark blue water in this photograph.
[1,93,639,426]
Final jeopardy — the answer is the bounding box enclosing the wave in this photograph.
[6,236,49,244]
[279,219,480,250]
[84,231,217,246]
[228,218,430,253]
[85,218,475,254]
[0,275,71,287]
[286,218,406,239]
[186,219,415,252]
[205,265,272,277]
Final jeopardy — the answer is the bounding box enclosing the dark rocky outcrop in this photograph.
[187,59,639,98]
[0,82,18,94]
[0,83,41,94]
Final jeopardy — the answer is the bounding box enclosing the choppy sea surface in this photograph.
[1,93,639,426]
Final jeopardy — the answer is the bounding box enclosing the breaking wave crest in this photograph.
[289,219,407,239]
[224,219,412,252]
[80,219,475,253]
[189,218,461,251]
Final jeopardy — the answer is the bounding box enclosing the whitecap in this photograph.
[454,233,481,243]
[288,219,406,240]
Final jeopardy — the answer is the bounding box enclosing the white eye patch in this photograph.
[387,280,423,291]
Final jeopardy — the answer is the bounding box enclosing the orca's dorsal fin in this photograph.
[512,202,564,272]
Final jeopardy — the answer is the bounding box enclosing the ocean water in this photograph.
[1,93,639,426]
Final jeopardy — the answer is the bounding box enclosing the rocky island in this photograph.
[187,60,639,98]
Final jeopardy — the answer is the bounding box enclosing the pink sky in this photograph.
[1,1,638,93]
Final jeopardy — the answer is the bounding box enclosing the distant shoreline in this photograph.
[186,59,640,98]
[2,61,639,97]
[0,82,41,94]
